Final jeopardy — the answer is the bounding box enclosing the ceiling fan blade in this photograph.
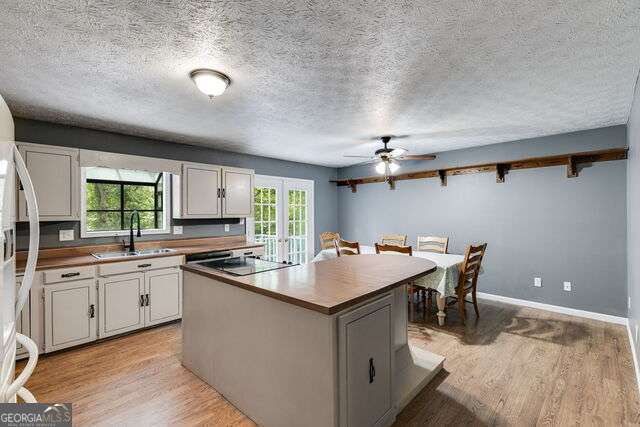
[398,154,437,161]
[343,155,374,158]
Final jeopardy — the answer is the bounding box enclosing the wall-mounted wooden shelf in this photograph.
[332,147,628,191]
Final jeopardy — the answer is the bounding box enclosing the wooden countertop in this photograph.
[181,254,437,315]
[16,235,262,273]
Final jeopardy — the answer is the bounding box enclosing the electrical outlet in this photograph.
[563,281,572,292]
[59,229,74,241]
[534,277,542,287]
[224,224,230,232]
[173,226,183,235]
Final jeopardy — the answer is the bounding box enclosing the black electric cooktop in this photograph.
[196,257,297,276]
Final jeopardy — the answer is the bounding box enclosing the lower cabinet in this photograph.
[44,279,97,353]
[16,276,30,359]
[339,294,394,427]
[99,267,182,338]
[98,273,146,338]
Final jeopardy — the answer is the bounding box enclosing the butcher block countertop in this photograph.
[182,254,437,315]
[16,235,262,273]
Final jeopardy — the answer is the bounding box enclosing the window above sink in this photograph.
[80,166,171,238]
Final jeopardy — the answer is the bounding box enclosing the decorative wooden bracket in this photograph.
[496,163,508,183]
[566,156,578,178]
[438,170,447,187]
[349,183,357,193]
[331,147,627,190]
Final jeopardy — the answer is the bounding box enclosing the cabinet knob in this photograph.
[369,358,376,383]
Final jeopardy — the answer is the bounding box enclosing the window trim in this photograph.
[80,168,170,238]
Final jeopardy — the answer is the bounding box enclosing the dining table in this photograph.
[313,246,465,325]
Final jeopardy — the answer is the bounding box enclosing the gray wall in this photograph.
[338,126,627,316]
[14,118,338,252]
[627,75,640,351]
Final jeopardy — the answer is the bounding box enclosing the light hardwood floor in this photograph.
[17,299,640,426]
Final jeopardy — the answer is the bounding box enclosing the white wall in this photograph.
[627,71,640,351]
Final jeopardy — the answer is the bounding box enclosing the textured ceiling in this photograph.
[1,1,639,167]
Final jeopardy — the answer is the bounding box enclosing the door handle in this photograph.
[369,358,376,383]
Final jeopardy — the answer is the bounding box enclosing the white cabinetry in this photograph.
[145,267,182,326]
[17,143,79,221]
[16,276,30,359]
[44,278,97,352]
[98,272,145,338]
[339,294,394,427]
[172,162,254,219]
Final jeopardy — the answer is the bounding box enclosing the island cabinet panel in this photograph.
[339,294,395,427]
[44,278,97,352]
[98,273,145,338]
[145,267,182,326]
[17,143,79,222]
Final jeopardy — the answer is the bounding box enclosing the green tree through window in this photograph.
[85,172,164,232]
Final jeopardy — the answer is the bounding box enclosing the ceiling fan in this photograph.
[344,136,436,176]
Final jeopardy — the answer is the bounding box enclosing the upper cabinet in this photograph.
[17,143,79,222]
[173,162,254,219]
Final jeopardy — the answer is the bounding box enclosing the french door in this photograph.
[249,176,314,264]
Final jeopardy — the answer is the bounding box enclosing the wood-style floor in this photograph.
[17,299,640,426]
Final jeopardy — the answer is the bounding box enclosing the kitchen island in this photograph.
[181,254,444,427]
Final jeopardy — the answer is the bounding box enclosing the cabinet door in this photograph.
[182,163,221,218]
[44,279,96,352]
[340,297,393,427]
[16,277,30,358]
[18,144,79,221]
[222,168,254,217]
[98,273,145,338]
[145,268,182,326]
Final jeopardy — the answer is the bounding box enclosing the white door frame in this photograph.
[247,175,315,263]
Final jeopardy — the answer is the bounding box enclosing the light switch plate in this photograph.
[173,226,183,235]
[534,277,542,287]
[224,224,230,232]
[563,281,572,292]
[59,229,74,241]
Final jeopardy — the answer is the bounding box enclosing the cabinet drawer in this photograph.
[43,265,95,284]
[98,255,183,276]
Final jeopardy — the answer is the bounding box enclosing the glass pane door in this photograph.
[287,188,309,264]
[253,186,279,262]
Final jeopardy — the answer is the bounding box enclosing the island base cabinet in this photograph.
[339,295,395,427]
[98,273,145,338]
[44,279,97,353]
[145,268,182,326]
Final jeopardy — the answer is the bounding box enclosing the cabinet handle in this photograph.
[145,294,150,306]
[369,358,375,383]
[222,188,226,198]
[61,272,80,278]
[138,263,152,268]
[139,294,145,307]
[217,188,221,198]
[88,304,95,318]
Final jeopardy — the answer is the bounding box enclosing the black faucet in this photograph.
[128,210,142,253]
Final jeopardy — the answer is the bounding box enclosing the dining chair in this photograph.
[416,236,449,254]
[375,243,423,320]
[319,232,340,250]
[445,243,487,325]
[381,234,407,246]
[374,243,412,255]
[334,239,361,257]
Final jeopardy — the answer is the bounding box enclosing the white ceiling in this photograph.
[1,1,639,167]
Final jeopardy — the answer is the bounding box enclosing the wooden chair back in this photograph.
[375,243,412,256]
[457,243,487,292]
[381,234,407,246]
[320,232,340,249]
[416,236,449,254]
[334,239,361,257]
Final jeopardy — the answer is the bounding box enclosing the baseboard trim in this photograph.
[475,292,627,325]
[627,321,640,396]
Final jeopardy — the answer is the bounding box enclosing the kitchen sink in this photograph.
[92,248,175,260]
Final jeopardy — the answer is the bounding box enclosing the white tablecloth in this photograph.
[313,246,464,297]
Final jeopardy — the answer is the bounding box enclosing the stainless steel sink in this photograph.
[92,248,175,260]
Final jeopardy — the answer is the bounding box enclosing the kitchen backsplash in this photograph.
[16,218,246,250]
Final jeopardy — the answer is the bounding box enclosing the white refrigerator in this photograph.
[0,93,40,403]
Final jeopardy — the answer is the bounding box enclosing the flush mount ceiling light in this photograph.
[189,69,231,99]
